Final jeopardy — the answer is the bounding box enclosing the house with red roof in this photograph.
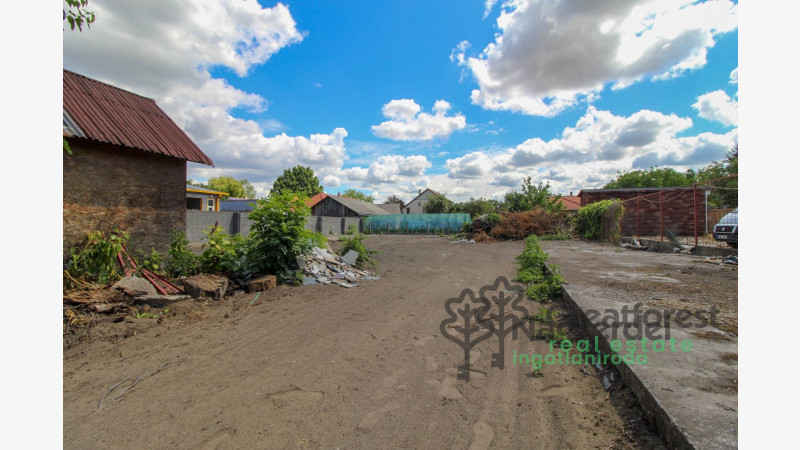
[63,69,214,259]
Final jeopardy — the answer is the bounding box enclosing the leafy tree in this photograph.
[452,198,497,218]
[205,176,256,199]
[341,189,373,203]
[384,194,404,204]
[64,0,95,32]
[603,167,694,189]
[271,166,323,198]
[503,178,562,213]
[247,191,326,281]
[423,194,455,213]
[697,145,738,207]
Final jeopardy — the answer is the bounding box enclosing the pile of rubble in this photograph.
[450,238,477,244]
[296,247,379,288]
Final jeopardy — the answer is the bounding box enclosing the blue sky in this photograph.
[63,0,738,202]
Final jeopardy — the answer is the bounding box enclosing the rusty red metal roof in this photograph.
[63,69,213,166]
[554,195,582,211]
[306,192,328,207]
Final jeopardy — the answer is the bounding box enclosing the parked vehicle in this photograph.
[713,208,738,248]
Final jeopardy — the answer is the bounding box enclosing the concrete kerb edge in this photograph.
[622,237,737,258]
[557,280,696,450]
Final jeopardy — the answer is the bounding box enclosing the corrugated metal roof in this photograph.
[186,185,228,195]
[306,192,329,207]
[554,195,582,211]
[63,69,213,166]
[327,195,390,216]
[376,203,402,214]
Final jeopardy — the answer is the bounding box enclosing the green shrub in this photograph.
[166,230,200,278]
[513,235,564,303]
[338,232,381,268]
[248,191,327,281]
[575,199,624,243]
[65,228,129,289]
[199,226,248,275]
[134,247,164,275]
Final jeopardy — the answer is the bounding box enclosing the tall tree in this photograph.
[603,167,694,189]
[503,177,562,213]
[271,166,323,198]
[384,194,404,204]
[341,189,373,203]
[423,194,455,213]
[452,198,497,218]
[205,176,256,199]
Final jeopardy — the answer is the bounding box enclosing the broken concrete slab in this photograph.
[246,275,277,293]
[182,274,229,300]
[113,276,157,296]
[341,250,359,266]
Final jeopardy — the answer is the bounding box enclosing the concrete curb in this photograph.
[622,238,737,258]
[560,283,696,450]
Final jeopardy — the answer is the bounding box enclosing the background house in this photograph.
[220,198,257,212]
[186,185,228,211]
[554,193,582,212]
[63,69,213,259]
[403,188,442,214]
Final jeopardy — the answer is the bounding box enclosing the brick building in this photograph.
[63,69,213,259]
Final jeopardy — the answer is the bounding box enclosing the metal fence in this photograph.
[618,175,738,248]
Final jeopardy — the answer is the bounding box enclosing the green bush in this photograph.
[166,230,200,278]
[65,228,129,289]
[134,247,164,275]
[338,232,381,268]
[575,199,624,243]
[513,235,564,303]
[248,191,326,281]
[199,226,249,275]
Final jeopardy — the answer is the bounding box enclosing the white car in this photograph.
[713,208,738,248]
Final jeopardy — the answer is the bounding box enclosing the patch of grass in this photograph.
[522,306,558,324]
[533,328,569,342]
[338,232,381,268]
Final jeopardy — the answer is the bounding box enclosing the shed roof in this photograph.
[63,69,213,166]
[325,195,391,216]
[376,203,402,214]
[306,192,329,207]
[186,185,228,196]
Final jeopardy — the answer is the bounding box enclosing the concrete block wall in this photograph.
[305,216,363,236]
[186,213,363,242]
[186,210,238,242]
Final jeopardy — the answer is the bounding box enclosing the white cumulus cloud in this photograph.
[457,0,738,116]
[371,99,467,141]
[692,90,738,127]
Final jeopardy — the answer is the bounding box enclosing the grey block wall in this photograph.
[186,210,238,242]
[305,216,363,236]
[187,211,363,242]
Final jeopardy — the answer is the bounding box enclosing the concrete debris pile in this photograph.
[450,239,477,244]
[296,247,379,288]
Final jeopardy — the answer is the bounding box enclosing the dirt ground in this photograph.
[64,235,665,449]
